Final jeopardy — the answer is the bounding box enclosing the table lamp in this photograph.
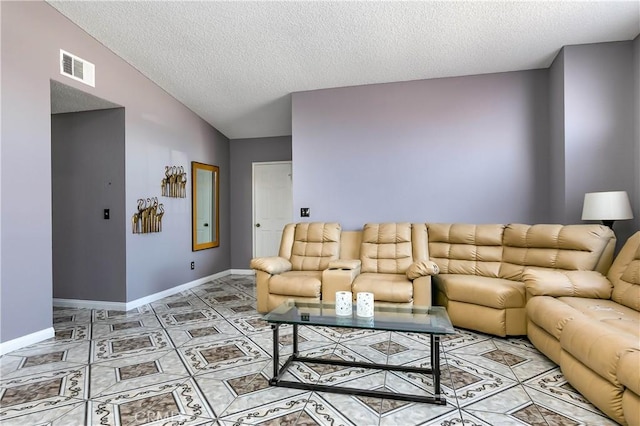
[582,191,633,229]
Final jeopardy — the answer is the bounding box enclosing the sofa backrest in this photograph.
[499,224,615,281]
[609,231,640,311]
[360,223,414,274]
[279,222,341,271]
[427,223,505,277]
[339,230,362,260]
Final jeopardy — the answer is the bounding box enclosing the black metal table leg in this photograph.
[433,335,441,397]
[292,323,299,356]
[271,324,279,380]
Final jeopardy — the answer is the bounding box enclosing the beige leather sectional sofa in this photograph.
[251,222,615,336]
[429,223,616,336]
[525,232,640,425]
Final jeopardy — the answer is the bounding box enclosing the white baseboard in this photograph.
[230,269,255,275]
[0,327,54,355]
[124,270,231,310]
[52,270,234,312]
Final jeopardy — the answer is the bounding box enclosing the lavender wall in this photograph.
[1,1,229,344]
[52,109,126,302]
[292,71,550,230]
[229,136,292,269]
[563,42,636,244]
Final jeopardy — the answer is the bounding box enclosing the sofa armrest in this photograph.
[250,256,292,275]
[328,259,361,270]
[322,260,361,302]
[412,275,432,307]
[523,269,612,299]
[406,260,440,280]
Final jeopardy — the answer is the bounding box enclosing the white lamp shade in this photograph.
[582,191,633,221]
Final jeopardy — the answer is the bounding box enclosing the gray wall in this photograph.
[548,49,566,224]
[292,71,550,230]
[52,109,126,302]
[1,1,230,344]
[635,35,640,233]
[563,42,636,244]
[229,136,292,269]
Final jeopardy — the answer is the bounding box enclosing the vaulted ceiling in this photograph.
[48,1,640,139]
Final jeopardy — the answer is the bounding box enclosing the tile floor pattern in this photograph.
[0,275,617,426]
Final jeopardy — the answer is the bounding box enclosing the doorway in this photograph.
[252,161,293,258]
[50,80,125,303]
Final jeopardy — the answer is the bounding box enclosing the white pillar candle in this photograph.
[335,291,353,316]
[356,292,375,317]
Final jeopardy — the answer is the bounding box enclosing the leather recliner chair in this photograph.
[350,223,438,307]
[250,222,341,312]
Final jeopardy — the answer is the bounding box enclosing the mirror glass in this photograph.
[192,161,219,250]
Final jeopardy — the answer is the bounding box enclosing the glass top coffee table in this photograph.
[263,300,455,405]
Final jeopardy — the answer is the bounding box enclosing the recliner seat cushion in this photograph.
[269,271,322,297]
[555,297,640,335]
[526,296,584,339]
[434,274,524,309]
[352,273,413,303]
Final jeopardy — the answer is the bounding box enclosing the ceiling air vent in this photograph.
[60,49,95,87]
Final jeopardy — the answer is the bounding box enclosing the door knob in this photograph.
[255,223,261,228]
[204,223,209,227]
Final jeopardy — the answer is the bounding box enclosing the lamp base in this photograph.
[601,220,615,229]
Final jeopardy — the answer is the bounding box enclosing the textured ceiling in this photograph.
[47,1,640,139]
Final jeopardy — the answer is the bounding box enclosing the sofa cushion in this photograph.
[289,223,341,271]
[609,232,640,311]
[555,297,640,335]
[526,296,584,339]
[434,274,524,309]
[427,223,504,277]
[269,271,322,297]
[352,272,412,303]
[360,223,413,274]
[561,318,639,385]
[523,269,612,299]
[499,224,614,281]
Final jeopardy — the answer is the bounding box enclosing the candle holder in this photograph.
[356,292,374,317]
[335,291,353,316]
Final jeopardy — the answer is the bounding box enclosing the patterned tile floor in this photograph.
[0,275,617,425]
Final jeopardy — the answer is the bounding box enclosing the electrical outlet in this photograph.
[190,261,195,270]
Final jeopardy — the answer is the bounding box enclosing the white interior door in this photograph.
[253,161,293,258]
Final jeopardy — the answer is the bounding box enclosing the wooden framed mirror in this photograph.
[192,161,219,251]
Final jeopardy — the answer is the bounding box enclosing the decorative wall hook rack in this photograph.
[162,166,187,198]
[132,197,164,234]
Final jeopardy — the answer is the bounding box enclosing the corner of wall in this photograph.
[634,35,640,231]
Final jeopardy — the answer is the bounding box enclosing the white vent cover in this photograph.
[60,49,95,87]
